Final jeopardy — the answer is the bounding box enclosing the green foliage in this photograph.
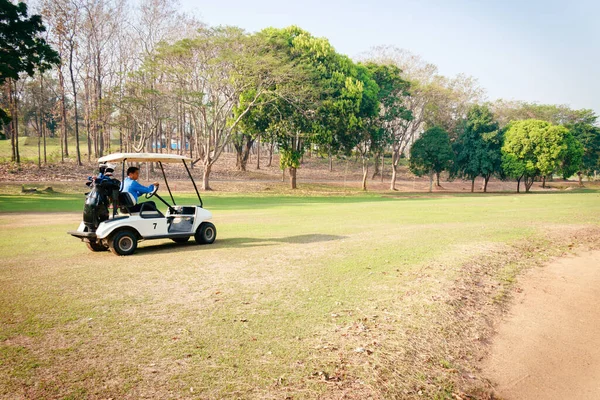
[0,0,59,129]
[235,26,377,183]
[453,105,503,184]
[356,62,412,156]
[568,122,600,178]
[501,119,581,188]
[409,126,454,176]
[279,148,302,170]
[0,0,60,84]
[558,132,584,179]
[492,100,597,127]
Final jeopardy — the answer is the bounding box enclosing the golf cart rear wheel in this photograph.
[195,222,216,244]
[86,240,108,252]
[109,230,138,256]
[171,237,190,244]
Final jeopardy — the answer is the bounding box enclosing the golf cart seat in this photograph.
[118,191,163,218]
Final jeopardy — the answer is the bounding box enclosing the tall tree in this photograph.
[409,126,454,192]
[491,100,596,128]
[568,121,600,185]
[361,46,480,190]
[42,0,84,164]
[0,0,59,163]
[502,119,581,192]
[453,105,503,192]
[356,62,410,191]
[236,26,366,189]
[155,26,308,190]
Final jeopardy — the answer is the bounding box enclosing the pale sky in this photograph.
[180,0,599,116]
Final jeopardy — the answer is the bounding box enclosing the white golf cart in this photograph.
[68,153,216,256]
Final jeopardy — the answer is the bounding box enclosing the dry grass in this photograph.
[1,192,600,399]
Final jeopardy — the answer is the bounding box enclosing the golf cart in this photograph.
[68,153,216,256]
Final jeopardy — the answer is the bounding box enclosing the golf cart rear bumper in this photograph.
[68,231,97,241]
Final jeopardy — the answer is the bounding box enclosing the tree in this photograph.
[501,119,580,192]
[568,121,600,185]
[233,100,270,171]
[348,63,381,191]
[409,126,453,192]
[236,26,367,189]
[155,26,307,190]
[557,131,584,181]
[361,46,483,190]
[0,0,59,162]
[491,100,596,128]
[453,105,503,192]
[359,62,411,190]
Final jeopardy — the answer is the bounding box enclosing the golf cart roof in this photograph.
[98,153,192,164]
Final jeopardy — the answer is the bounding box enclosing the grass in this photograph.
[1,188,600,399]
[0,137,121,163]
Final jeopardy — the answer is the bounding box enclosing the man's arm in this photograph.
[131,180,155,194]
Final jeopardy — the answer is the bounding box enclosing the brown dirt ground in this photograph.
[0,152,583,194]
[481,251,600,400]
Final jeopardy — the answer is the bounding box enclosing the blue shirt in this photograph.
[121,177,155,203]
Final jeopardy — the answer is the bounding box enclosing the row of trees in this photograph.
[2,0,599,192]
[409,104,600,193]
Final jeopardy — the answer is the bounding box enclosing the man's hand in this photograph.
[152,182,160,187]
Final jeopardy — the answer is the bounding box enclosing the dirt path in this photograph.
[482,251,600,399]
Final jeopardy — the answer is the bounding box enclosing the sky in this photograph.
[179,0,600,116]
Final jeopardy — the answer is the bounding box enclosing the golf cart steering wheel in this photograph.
[145,185,159,199]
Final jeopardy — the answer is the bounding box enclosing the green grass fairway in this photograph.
[1,190,599,399]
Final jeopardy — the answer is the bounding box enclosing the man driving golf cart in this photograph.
[68,153,216,256]
[121,166,159,213]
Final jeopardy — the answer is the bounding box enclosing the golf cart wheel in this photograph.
[86,240,108,252]
[194,222,216,245]
[109,230,138,256]
[171,237,190,244]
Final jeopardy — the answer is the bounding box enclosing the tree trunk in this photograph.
[69,49,81,166]
[578,172,583,187]
[362,158,368,191]
[381,151,384,183]
[58,67,68,159]
[267,141,274,167]
[256,134,260,170]
[289,167,297,189]
[429,171,434,193]
[542,175,546,188]
[390,149,399,191]
[12,80,19,164]
[42,114,47,164]
[517,176,522,193]
[483,175,490,193]
[390,164,398,191]
[37,116,41,168]
[96,52,104,157]
[436,172,441,187]
[85,80,92,162]
[202,164,212,191]
[524,176,535,192]
[6,82,16,163]
[471,178,475,193]
[371,152,380,180]
[234,136,254,171]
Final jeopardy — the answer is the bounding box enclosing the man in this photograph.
[121,166,160,212]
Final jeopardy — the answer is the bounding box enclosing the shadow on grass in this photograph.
[136,234,347,254]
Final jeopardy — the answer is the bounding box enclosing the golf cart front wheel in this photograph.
[195,222,216,244]
[109,230,138,256]
[86,240,108,252]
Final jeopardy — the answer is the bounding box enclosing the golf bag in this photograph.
[83,177,121,232]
